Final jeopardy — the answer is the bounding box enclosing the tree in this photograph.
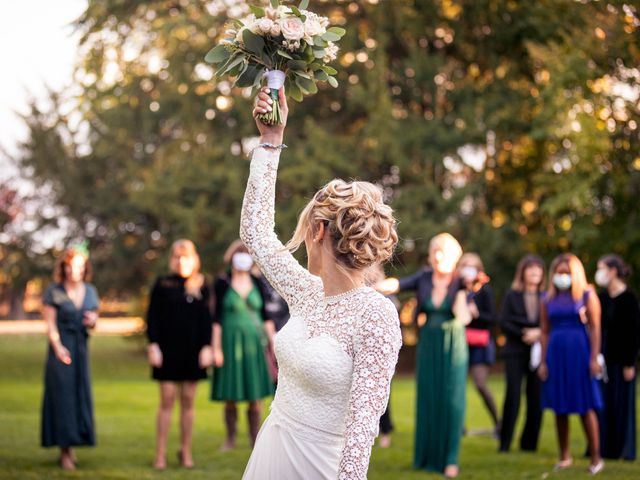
[13,0,640,303]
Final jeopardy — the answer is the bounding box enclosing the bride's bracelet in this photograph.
[250,143,287,156]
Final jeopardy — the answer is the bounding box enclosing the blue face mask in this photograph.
[553,273,572,290]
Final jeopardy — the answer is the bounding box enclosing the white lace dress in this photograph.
[240,148,402,480]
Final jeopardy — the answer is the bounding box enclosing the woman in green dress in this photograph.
[211,240,275,450]
[41,245,99,470]
[378,233,471,478]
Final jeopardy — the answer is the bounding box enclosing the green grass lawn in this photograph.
[0,335,638,479]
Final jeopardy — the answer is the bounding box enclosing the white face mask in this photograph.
[595,269,610,288]
[553,273,572,291]
[232,252,253,272]
[460,266,478,281]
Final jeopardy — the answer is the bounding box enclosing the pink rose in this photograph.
[255,18,274,35]
[279,16,305,41]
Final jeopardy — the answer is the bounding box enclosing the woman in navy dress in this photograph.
[539,253,604,474]
[41,245,99,470]
[595,254,640,460]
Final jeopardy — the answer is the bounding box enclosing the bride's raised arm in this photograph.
[240,87,321,308]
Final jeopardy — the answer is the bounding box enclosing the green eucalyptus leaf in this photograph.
[277,49,294,59]
[270,0,279,8]
[228,59,246,77]
[299,0,309,9]
[313,36,328,48]
[249,5,265,17]
[322,31,341,42]
[327,27,346,37]
[292,70,311,79]
[296,75,318,94]
[314,70,329,81]
[328,76,339,88]
[235,64,263,87]
[320,65,337,75]
[204,45,230,64]
[287,81,304,101]
[218,55,244,76]
[287,59,307,70]
[289,6,306,21]
[313,48,326,59]
[242,29,265,56]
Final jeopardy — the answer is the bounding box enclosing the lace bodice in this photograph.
[240,148,402,480]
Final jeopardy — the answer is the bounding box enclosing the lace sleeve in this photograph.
[338,297,402,480]
[240,147,322,308]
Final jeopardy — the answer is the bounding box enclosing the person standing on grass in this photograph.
[378,233,471,478]
[498,255,545,453]
[366,262,401,449]
[210,240,275,451]
[457,253,500,436]
[41,244,99,471]
[595,254,640,461]
[146,239,214,469]
[539,253,604,474]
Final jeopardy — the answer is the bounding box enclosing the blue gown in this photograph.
[41,283,99,447]
[542,291,602,415]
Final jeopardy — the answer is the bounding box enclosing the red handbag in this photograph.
[466,328,490,347]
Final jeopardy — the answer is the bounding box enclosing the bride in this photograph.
[240,87,402,480]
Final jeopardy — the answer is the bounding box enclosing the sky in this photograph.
[0,0,86,178]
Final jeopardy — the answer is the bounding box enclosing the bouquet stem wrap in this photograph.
[257,70,286,126]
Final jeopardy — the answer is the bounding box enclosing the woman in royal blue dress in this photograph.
[538,253,604,474]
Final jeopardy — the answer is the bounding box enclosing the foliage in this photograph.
[7,0,640,304]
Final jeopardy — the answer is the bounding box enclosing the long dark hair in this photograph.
[599,254,632,279]
[511,254,545,292]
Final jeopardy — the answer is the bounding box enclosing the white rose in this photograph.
[304,18,325,42]
[279,16,305,41]
[270,22,281,36]
[256,18,274,35]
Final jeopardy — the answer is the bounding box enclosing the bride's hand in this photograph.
[253,87,288,143]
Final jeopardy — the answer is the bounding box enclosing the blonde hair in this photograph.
[428,233,463,267]
[286,179,398,270]
[547,253,589,301]
[169,239,204,299]
[458,252,484,272]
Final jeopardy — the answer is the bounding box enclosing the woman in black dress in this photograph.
[146,239,214,469]
[41,245,99,470]
[458,253,499,434]
[595,254,640,460]
[499,254,545,452]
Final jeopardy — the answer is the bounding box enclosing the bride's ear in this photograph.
[313,222,326,243]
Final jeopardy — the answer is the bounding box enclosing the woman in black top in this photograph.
[595,254,640,460]
[499,254,545,452]
[458,253,499,433]
[146,239,213,469]
[41,245,99,470]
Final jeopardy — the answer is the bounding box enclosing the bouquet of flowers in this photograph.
[205,0,345,125]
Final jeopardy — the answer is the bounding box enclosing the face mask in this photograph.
[553,273,572,291]
[594,269,610,288]
[232,252,253,272]
[460,266,478,281]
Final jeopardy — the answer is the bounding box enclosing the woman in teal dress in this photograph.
[378,233,471,478]
[41,245,99,470]
[211,240,275,450]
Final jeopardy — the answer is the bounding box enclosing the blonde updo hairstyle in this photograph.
[286,179,398,271]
